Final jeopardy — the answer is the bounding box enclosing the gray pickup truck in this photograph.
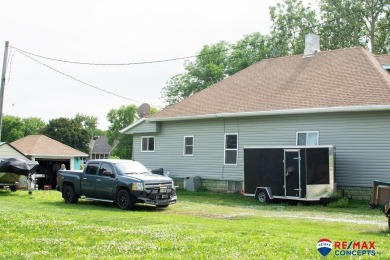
[57,159,176,210]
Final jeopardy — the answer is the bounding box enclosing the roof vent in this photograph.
[304,34,320,57]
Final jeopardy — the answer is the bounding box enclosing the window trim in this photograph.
[141,136,155,152]
[296,131,319,145]
[224,133,238,166]
[183,136,194,156]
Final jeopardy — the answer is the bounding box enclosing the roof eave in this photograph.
[147,105,390,122]
[28,153,88,157]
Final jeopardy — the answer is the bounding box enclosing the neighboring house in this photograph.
[11,135,88,189]
[89,136,116,159]
[121,35,390,199]
[0,142,29,160]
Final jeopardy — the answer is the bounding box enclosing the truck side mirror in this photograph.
[102,171,115,178]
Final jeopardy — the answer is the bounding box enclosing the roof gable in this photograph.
[151,47,390,120]
[90,136,113,154]
[11,135,87,157]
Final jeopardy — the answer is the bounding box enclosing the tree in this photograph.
[106,105,138,159]
[269,0,318,56]
[375,9,390,53]
[22,117,46,136]
[1,115,24,142]
[162,41,230,105]
[226,32,272,75]
[73,113,104,140]
[43,117,90,154]
[319,0,390,53]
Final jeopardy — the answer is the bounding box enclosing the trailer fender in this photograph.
[255,187,273,203]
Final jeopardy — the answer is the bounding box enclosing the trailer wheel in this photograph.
[63,185,78,204]
[10,186,17,192]
[256,190,270,204]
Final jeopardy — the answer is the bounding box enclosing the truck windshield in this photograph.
[114,161,150,175]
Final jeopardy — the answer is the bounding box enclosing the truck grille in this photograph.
[144,181,173,190]
[144,181,174,200]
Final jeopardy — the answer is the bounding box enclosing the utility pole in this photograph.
[0,41,9,142]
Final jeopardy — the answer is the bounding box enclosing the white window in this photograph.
[141,136,155,152]
[296,131,319,145]
[224,133,238,165]
[183,136,194,156]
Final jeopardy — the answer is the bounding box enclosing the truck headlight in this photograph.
[131,182,144,191]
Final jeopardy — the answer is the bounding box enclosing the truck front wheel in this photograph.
[63,185,78,204]
[116,189,134,210]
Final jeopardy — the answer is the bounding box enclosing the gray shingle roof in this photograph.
[151,47,390,120]
[91,136,113,154]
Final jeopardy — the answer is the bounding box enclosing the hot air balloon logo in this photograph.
[317,238,332,257]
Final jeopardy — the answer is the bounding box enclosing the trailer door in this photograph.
[284,150,301,197]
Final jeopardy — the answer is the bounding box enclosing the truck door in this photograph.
[94,162,116,200]
[82,163,99,197]
[284,149,301,197]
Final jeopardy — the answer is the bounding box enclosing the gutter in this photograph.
[146,105,390,122]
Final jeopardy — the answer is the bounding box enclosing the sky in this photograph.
[0,0,315,130]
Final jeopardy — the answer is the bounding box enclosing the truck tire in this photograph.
[256,190,270,204]
[10,186,17,192]
[116,189,134,210]
[63,185,78,204]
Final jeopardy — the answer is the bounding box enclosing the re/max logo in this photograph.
[334,241,375,250]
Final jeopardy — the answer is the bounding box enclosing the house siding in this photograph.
[130,121,160,134]
[132,110,390,188]
[0,144,28,159]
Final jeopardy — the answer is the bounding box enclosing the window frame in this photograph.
[224,133,238,165]
[85,163,99,175]
[141,136,155,152]
[296,131,319,145]
[183,136,194,156]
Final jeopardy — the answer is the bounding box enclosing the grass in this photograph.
[0,189,389,259]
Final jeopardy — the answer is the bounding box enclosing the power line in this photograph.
[11,46,202,66]
[9,8,366,67]
[16,50,145,104]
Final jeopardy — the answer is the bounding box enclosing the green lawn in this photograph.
[0,190,389,259]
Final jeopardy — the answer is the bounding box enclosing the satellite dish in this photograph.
[137,103,150,118]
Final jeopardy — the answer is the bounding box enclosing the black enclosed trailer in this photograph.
[243,145,335,203]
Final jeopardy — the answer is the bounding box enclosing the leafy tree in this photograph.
[149,107,159,116]
[375,10,390,53]
[73,113,104,140]
[269,0,318,56]
[106,105,138,159]
[43,117,90,154]
[226,32,272,75]
[162,41,230,105]
[22,117,46,136]
[1,115,24,142]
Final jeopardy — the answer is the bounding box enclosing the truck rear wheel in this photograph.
[256,190,270,204]
[63,185,78,204]
[116,189,134,210]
